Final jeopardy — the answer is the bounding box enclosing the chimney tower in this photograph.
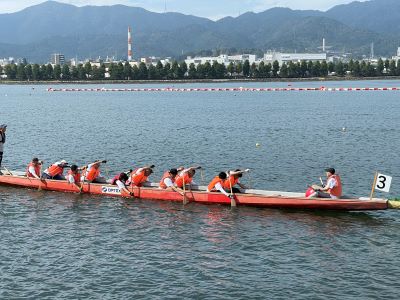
[322,38,326,52]
[128,26,133,61]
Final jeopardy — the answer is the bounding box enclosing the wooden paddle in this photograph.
[229,175,237,207]
[2,166,13,176]
[183,176,188,205]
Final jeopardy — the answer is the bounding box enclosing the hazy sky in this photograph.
[2,0,368,19]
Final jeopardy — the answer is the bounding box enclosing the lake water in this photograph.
[0,80,399,299]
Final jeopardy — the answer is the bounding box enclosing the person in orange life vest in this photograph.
[223,169,250,193]
[308,168,343,199]
[110,172,134,196]
[207,172,233,199]
[159,168,184,195]
[26,157,43,179]
[81,160,107,183]
[174,166,201,189]
[65,164,82,192]
[129,165,154,187]
[41,160,69,180]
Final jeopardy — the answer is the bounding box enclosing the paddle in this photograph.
[183,176,188,205]
[2,166,13,176]
[229,175,237,207]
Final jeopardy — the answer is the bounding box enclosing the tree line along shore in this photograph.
[1,58,400,81]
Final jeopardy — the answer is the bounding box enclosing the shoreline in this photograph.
[0,76,400,85]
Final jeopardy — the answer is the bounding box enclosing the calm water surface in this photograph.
[0,80,399,299]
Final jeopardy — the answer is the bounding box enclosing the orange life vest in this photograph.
[328,174,342,198]
[26,162,41,178]
[208,176,224,192]
[131,169,148,187]
[159,171,174,189]
[175,172,193,188]
[222,175,239,190]
[67,170,81,183]
[85,167,100,182]
[47,164,63,177]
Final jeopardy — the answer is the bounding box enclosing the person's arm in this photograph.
[67,174,82,192]
[116,180,134,196]
[215,182,230,197]
[238,182,249,189]
[28,166,40,179]
[228,169,250,176]
[164,178,184,195]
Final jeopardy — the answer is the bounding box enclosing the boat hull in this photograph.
[0,174,388,211]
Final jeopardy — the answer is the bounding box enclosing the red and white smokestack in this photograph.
[128,26,133,61]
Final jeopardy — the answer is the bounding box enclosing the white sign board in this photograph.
[101,186,121,195]
[375,174,392,193]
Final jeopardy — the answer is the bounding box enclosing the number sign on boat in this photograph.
[375,173,392,193]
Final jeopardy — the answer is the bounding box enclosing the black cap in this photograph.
[169,168,178,176]
[325,168,335,174]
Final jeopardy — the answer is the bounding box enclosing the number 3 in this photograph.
[377,175,386,189]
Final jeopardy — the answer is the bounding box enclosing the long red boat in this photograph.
[0,170,396,211]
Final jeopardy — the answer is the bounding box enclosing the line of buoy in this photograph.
[47,87,400,92]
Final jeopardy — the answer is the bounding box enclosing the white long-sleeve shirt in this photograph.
[28,166,40,178]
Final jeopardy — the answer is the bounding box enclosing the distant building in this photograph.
[391,47,400,62]
[185,54,257,67]
[263,52,327,65]
[51,53,65,65]
[0,57,14,66]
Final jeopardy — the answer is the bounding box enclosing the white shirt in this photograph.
[115,180,127,190]
[214,182,230,197]
[66,173,76,184]
[163,177,174,188]
[326,177,337,190]
[28,166,40,178]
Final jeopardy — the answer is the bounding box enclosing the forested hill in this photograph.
[0,0,398,62]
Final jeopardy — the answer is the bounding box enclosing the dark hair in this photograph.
[169,168,178,176]
[189,169,196,176]
[32,157,39,162]
[119,172,129,181]
[70,165,78,171]
[325,168,335,174]
[218,172,227,180]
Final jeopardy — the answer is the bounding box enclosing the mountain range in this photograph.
[0,0,399,63]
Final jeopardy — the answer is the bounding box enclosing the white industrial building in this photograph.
[185,54,257,66]
[263,52,327,65]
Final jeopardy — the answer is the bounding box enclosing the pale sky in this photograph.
[1,0,368,19]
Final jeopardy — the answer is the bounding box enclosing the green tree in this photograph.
[40,65,48,80]
[178,62,188,79]
[213,61,226,79]
[389,60,397,76]
[70,66,78,80]
[156,61,165,79]
[77,64,86,80]
[61,64,70,80]
[279,63,288,78]
[4,64,17,79]
[287,62,298,78]
[360,61,368,77]
[250,62,258,78]
[16,64,26,80]
[227,62,235,76]
[92,66,104,80]
[25,64,33,80]
[32,64,41,80]
[335,61,345,76]
[300,61,308,77]
[84,62,92,79]
[320,61,328,77]
[352,61,361,77]
[46,64,54,80]
[148,64,158,79]
[327,62,335,73]
[170,61,180,79]
[376,58,384,76]
[312,61,322,77]
[188,63,197,79]
[138,62,148,80]
[123,62,132,80]
[242,60,250,77]
[272,60,280,77]
[236,62,243,75]
[163,62,171,79]
[203,62,213,78]
[384,59,390,70]
[53,64,62,80]
[131,65,139,80]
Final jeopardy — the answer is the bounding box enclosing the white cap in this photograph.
[60,160,67,164]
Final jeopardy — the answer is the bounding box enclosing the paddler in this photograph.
[111,172,134,196]
[129,165,155,187]
[174,166,201,189]
[41,160,69,180]
[65,164,82,192]
[207,172,233,199]
[81,160,107,183]
[159,168,184,195]
[307,167,342,199]
[26,157,43,179]
[223,169,250,193]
